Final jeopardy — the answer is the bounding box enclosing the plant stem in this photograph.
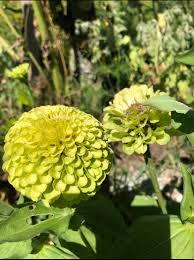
[0,7,21,38]
[144,147,167,214]
[45,2,68,79]
[31,1,49,42]
[28,51,53,92]
[0,35,19,60]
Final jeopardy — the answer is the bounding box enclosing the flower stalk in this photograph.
[144,146,167,214]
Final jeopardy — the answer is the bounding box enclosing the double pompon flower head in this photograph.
[103,84,171,155]
[3,105,112,207]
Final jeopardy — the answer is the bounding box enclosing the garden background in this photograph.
[0,0,194,259]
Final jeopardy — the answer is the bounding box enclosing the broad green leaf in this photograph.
[0,202,74,243]
[145,95,190,113]
[115,215,194,259]
[175,48,194,66]
[0,240,32,259]
[59,195,128,259]
[25,245,78,259]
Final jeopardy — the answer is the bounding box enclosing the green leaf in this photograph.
[131,195,158,207]
[25,245,78,259]
[146,96,194,145]
[0,201,14,222]
[145,95,190,114]
[186,133,194,147]
[171,110,194,133]
[0,240,32,259]
[17,84,34,107]
[76,195,127,237]
[171,110,194,146]
[60,225,96,259]
[0,202,74,243]
[180,165,194,223]
[59,195,128,259]
[116,215,194,259]
[130,195,160,218]
[175,48,194,66]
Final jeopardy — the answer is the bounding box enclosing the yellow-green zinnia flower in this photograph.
[3,105,112,207]
[103,84,170,155]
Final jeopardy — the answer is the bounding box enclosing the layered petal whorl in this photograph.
[3,105,112,207]
[103,84,171,155]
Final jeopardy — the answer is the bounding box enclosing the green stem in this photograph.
[0,7,20,38]
[144,147,167,214]
[0,35,19,60]
[152,0,158,20]
[28,51,53,92]
[46,3,68,79]
[32,1,64,100]
[32,1,49,42]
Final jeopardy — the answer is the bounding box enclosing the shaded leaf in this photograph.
[59,195,128,258]
[171,110,194,133]
[116,215,194,259]
[171,111,194,146]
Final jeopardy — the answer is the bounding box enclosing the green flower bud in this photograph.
[103,84,170,155]
[3,105,113,207]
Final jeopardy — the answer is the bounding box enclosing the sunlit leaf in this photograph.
[25,244,78,259]
[145,95,190,114]
[0,202,74,243]
[175,48,194,66]
[0,240,32,259]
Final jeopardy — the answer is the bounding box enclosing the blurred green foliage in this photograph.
[76,1,194,107]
